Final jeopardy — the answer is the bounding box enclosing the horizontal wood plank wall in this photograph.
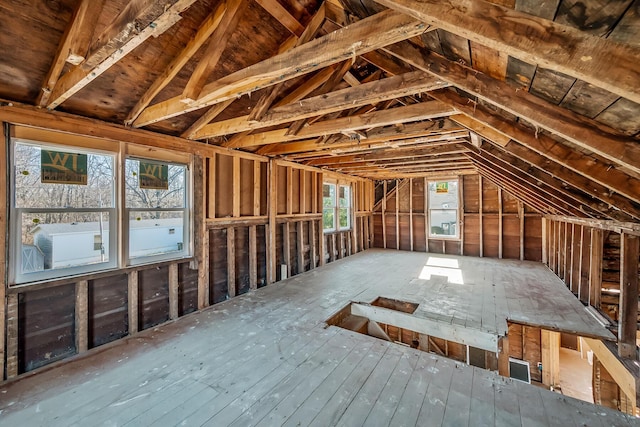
[0,123,373,382]
[372,174,543,260]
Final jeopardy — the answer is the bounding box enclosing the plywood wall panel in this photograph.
[463,175,479,213]
[464,215,481,257]
[524,216,542,262]
[399,215,411,251]
[215,154,233,217]
[292,169,301,214]
[240,159,254,216]
[413,216,427,252]
[482,216,500,258]
[277,165,287,215]
[502,216,520,259]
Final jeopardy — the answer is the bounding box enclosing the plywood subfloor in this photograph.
[0,249,633,426]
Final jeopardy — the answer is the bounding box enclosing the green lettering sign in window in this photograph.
[41,150,87,185]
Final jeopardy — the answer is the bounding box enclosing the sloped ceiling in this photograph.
[0,0,638,221]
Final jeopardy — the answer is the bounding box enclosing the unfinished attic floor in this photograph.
[0,250,633,426]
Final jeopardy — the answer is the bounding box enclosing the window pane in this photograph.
[21,211,111,273]
[126,159,186,208]
[428,180,458,210]
[339,185,350,207]
[14,142,115,209]
[323,183,336,207]
[430,209,458,236]
[129,211,185,258]
[339,208,349,228]
[323,208,335,231]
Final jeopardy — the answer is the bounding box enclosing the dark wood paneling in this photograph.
[235,227,250,295]
[482,216,500,258]
[138,266,169,331]
[373,213,384,248]
[19,284,75,373]
[210,228,229,304]
[444,239,461,255]
[178,263,198,316]
[257,225,267,288]
[89,274,128,349]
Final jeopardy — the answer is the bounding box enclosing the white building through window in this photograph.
[428,179,459,238]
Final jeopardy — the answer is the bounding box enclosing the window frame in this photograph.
[8,137,193,286]
[124,156,191,266]
[427,178,460,240]
[323,180,352,233]
[337,184,352,231]
[9,139,118,284]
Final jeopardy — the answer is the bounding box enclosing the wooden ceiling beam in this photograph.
[248,3,326,122]
[305,144,470,166]
[430,88,640,207]
[264,120,466,157]
[331,155,470,171]
[226,101,456,148]
[181,0,246,102]
[36,0,104,106]
[124,1,230,125]
[449,114,510,147]
[133,10,427,127]
[191,71,449,140]
[386,43,640,176]
[376,0,640,103]
[358,168,477,179]
[265,134,467,157]
[47,0,197,109]
[255,0,305,36]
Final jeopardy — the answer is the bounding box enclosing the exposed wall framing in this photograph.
[373,174,542,260]
[0,121,372,381]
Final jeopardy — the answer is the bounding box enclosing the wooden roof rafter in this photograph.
[431,88,640,208]
[124,0,232,125]
[376,0,640,104]
[181,0,248,103]
[46,0,199,109]
[384,42,640,176]
[36,0,105,107]
[224,100,457,148]
[480,142,640,222]
[132,10,428,127]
